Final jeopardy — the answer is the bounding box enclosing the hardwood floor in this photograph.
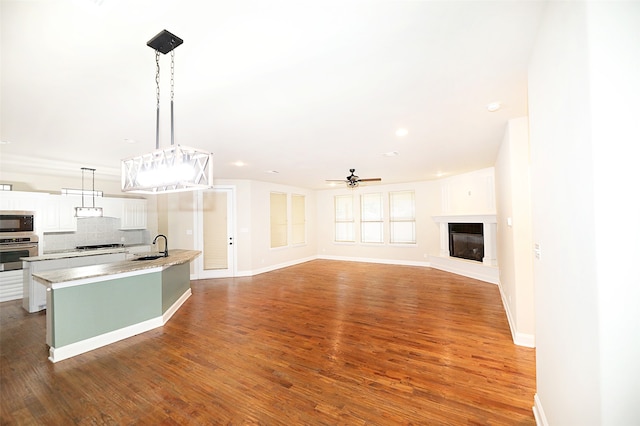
[1,260,536,425]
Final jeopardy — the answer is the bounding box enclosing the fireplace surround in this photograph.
[432,214,497,267]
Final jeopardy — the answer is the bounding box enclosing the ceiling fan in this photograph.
[326,169,382,188]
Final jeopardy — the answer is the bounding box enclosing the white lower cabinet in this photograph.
[23,252,127,313]
[0,270,24,303]
[23,259,67,313]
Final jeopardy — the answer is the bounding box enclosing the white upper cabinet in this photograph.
[100,197,121,219]
[2,192,148,232]
[120,198,147,230]
[0,191,43,213]
[40,195,78,232]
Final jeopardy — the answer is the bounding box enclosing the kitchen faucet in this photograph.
[152,234,168,257]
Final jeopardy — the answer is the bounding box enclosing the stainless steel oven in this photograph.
[0,235,39,271]
[0,211,38,271]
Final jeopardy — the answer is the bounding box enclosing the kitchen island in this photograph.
[32,249,200,363]
[22,247,130,313]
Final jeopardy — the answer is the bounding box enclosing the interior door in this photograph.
[195,187,235,278]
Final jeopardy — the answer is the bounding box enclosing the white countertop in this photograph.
[32,249,201,286]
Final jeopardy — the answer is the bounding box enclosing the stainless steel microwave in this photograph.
[0,211,35,233]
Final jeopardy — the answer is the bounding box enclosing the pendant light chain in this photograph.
[170,47,175,145]
[155,51,161,108]
[155,50,161,150]
[170,49,175,102]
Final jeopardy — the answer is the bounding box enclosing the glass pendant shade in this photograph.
[75,207,103,217]
[121,144,213,194]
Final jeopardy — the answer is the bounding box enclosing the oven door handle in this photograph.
[0,261,24,272]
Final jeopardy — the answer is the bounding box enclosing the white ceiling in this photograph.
[0,0,545,190]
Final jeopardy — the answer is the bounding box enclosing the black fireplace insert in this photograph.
[448,223,484,262]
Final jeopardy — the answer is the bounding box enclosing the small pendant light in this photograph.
[75,167,103,217]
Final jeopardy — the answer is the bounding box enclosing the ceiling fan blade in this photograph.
[325,179,347,182]
[359,178,382,182]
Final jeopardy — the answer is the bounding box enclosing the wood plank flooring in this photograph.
[1,260,536,425]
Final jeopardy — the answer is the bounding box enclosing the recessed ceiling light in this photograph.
[232,161,246,167]
[266,170,279,174]
[395,128,408,137]
[124,138,136,144]
[383,151,400,157]
[486,102,502,112]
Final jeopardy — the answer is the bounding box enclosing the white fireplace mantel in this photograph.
[432,214,497,224]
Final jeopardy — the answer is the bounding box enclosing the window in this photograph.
[361,193,383,243]
[291,194,305,245]
[389,191,416,244]
[270,192,287,248]
[334,195,355,242]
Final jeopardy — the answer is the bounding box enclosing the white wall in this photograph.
[529,2,640,424]
[159,179,317,276]
[247,180,317,274]
[315,180,440,265]
[315,170,497,267]
[439,167,496,215]
[494,117,534,347]
[587,2,640,423]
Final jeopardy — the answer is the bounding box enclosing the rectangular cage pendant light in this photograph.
[121,30,214,194]
[122,145,213,194]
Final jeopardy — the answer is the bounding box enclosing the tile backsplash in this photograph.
[43,217,149,252]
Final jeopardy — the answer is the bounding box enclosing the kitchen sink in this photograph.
[133,254,165,261]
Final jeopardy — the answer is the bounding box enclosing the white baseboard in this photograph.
[317,255,430,268]
[533,394,549,426]
[429,255,499,284]
[49,316,163,363]
[162,288,191,324]
[497,282,536,348]
[49,288,192,363]
[238,256,318,277]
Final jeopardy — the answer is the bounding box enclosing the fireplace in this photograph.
[432,214,497,268]
[431,214,498,283]
[448,223,484,262]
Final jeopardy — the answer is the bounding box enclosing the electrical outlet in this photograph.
[534,243,541,260]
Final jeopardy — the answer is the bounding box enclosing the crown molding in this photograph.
[0,153,121,180]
